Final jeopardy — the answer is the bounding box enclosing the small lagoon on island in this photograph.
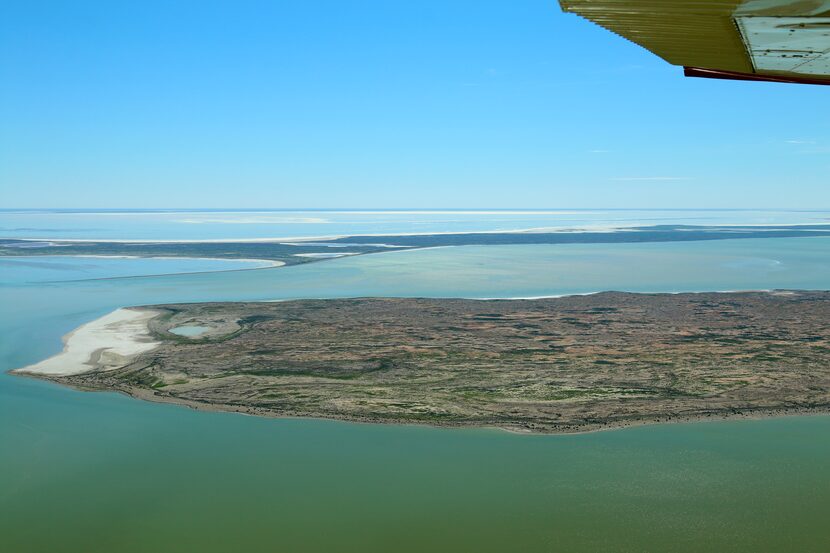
[2,211,830,553]
[168,325,211,337]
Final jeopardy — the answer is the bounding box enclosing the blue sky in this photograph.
[1,0,828,209]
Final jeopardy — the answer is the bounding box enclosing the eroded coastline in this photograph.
[14,291,830,433]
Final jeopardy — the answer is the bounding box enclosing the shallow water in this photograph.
[0,256,273,283]
[2,237,830,552]
[169,325,211,337]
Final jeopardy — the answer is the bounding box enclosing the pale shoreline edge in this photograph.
[13,308,161,376]
[2,254,285,267]
[26,372,830,437]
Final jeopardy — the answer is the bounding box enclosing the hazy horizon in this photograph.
[4,207,830,212]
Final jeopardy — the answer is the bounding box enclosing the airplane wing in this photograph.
[558,0,830,85]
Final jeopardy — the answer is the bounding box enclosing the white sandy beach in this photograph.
[16,308,160,376]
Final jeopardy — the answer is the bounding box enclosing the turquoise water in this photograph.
[2,237,830,552]
[2,208,829,241]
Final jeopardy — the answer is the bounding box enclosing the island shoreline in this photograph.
[11,369,830,436]
[12,290,830,435]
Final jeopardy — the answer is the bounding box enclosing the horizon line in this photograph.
[3,207,830,213]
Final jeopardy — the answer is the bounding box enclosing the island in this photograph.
[14,291,830,433]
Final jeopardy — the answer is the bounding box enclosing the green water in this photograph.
[2,239,830,552]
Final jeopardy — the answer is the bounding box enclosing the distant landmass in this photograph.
[2,224,829,268]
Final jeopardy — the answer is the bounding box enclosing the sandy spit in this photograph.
[14,308,159,376]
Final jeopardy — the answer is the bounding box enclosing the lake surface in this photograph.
[2,218,830,551]
[168,325,212,337]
